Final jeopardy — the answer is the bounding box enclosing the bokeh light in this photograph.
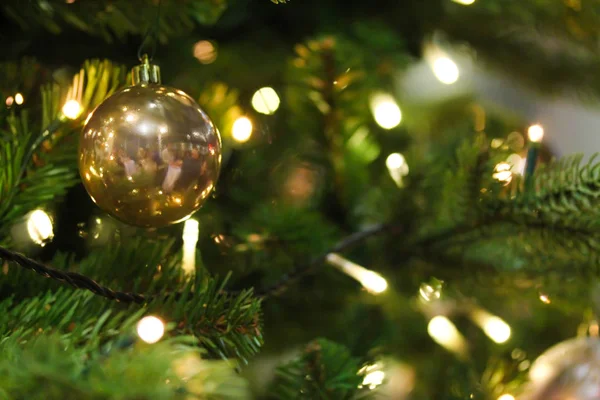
[251,87,280,115]
[62,99,82,119]
[432,57,459,84]
[27,209,54,246]
[326,253,388,294]
[497,395,514,400]
[472,310,511,344]
[362,370,385,389]
[386,153,406,171]
[527,124,544,143]
[193,40,217,64]
[493,162,512,185]
[232,116,253,143]
[14,93,24,105]
[137,316,165,344]
[370,93,402,129]
[427,316,467,355]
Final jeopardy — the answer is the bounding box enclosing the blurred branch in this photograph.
[257,223,393,297]
[0,223,393,301]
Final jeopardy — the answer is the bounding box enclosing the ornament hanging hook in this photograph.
[137,0,163,62]
[132,54,161,85]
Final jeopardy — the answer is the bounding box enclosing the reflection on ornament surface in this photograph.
[79,85,221,227]
[523,336,600,400]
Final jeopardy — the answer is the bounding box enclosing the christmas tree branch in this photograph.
[0,223,393,302]
[256,223,392,297]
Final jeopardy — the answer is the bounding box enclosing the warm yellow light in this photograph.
[14,93,24,105]
[506,154,525,175]
[136,316,165,344]
[427,316,467,355]
[232,116,253,143]
[370,93,402,129]
[452,0,476,4]
[539,294,551,304]
[493,162,512,184]
[62,99,82,119]
[386,153,405,170]
[27,209,54,246]
[472,310,511,344]
[432,57,459,85]
[358,362,385,389]
[251,87,280,115]
[182,219,199,275]
[527,124,544,143]
[326,253,388,294]
[193,40,217,64]
[5,96,14,106]
[497,395,515,400]
[362,370,385,389]
[386,153,409,187]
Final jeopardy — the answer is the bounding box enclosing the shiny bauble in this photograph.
[79,85,221,227]
[521,337,600,400]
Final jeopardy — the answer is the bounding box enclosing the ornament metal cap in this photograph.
[132,54,161,85]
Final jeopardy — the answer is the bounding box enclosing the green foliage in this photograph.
[0,236,263,365]
[198,83,242,149]
[1,0,228,42]
[501,153,600,233]
[0,334,250,399]
[4,1,600,398]
[268,339,374,400]
[149,274,263,364]
[0,59,126,234]
[440,0,600,96]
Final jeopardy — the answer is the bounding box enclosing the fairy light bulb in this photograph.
[386,153,405,170]
[362,370,385,389]
[137,316,165,344]
[432,57,459,85]
[472,310,511,343]
[497,395,515,400]
[232,116,253,142]
[386,153,409,187]
[62,99,82,119]
[370,93,402,129]
[27,209,54,246]
[193,40,217,64]
[358,362,386,389]
[14,93,24,105]
[493,162,512,184]
[427,316,467,356]
[527,124,544,143]
[326,253,388,294]
[452,0,476,4]
[251,87,280,115]
[182,219,199,274]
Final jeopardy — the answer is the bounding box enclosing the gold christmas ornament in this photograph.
[522,336,600,400]
[79,56,221,227]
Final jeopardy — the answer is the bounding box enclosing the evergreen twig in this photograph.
[0,224,393,302]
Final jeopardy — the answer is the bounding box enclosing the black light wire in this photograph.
[137,0,163,61]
